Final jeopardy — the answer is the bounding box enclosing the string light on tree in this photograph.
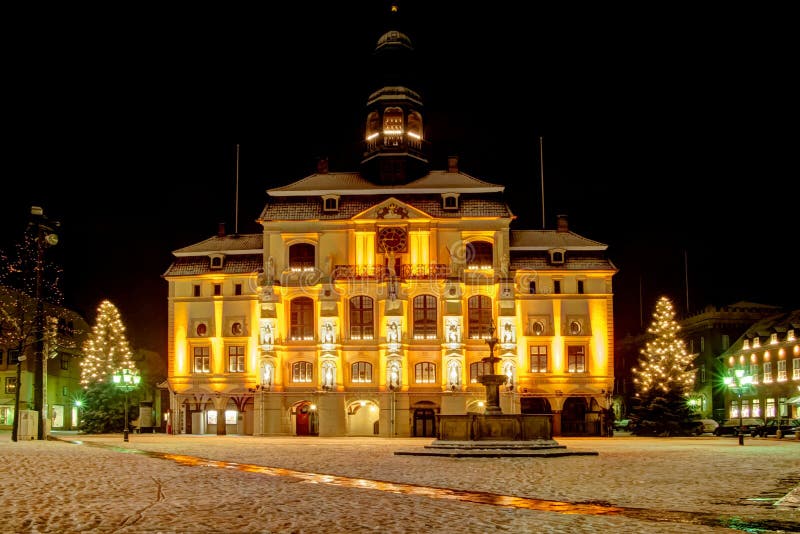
[633,296,695,396]
[80,300,136,388]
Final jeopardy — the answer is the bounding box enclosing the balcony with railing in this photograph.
[332,264,449,282]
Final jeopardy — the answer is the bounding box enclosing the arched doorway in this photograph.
[295,402,314,436]
[412,401,437,437]
[561,397,588,435]
[346,400,380,436]
[520,397,552,414]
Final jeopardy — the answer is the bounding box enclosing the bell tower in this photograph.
[360,2,430,184]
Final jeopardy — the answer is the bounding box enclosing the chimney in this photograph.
[218,222,226,237]
[447,155,459,173]
[556,214,569,233]
[317,157,329,174]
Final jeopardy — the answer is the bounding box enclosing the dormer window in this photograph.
[788,329,795,342]
[753,337,761,348]
[322,195,339,212]
[770,333,778,344]
[442,193,459,210]
[548,249,565,265]
[743,339,750,350]
[209,254,224,270]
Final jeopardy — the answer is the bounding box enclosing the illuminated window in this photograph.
[349,296,374,340]
[4,377,16,394]
[289,243,315,271]
[412,295,437,339]
[193,346,210,373]
[777,359,786,381]
[351,361,373,383]
[730,401,739,418]
[567,345,586,373]
[467,295,492,339]
[751,399,761,417]
[766,398,776,417]
[530,345,548,372]
[763,361,772,383]
[290,297,314,340]
[466,241,492,270]
[292,361,313,383]
[793,358,799,379]
[414,362,437,384]
[227,346,245,373]
[469,361,491,383]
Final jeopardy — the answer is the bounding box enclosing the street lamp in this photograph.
[111,368,141,442]
[29,206,59,441]
[723,368,753,446]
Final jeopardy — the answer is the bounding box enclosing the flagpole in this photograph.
[539,136,545,229]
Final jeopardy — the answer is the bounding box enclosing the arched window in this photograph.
[289,243,315,271]
[349,296,374,340]
[413,295,437,339]
[292,361,313,383]
[469,361,490,383]
[468,295,492,339]
[351,361,373,383]
[414,362,437,384]
[290,297,314,340]
[466,241,493,269]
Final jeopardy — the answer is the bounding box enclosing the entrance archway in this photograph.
[561,397,588,435]
[295,402,314,436]
[520,397,552,414]
[412,401,438,437]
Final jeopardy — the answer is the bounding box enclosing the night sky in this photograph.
[3,2,796,353]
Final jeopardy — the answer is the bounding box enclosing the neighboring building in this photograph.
[719,309,800,421]
[679,301,783,421]
[0,286,89,435]
[163,16,617,437]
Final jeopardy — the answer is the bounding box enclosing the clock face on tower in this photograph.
[378,227,408,253]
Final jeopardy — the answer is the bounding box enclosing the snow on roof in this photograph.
[172,234,263,256]
[509,230,607,251]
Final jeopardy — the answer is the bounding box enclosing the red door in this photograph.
[296,404,310,436]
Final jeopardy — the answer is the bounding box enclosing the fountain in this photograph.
[396,323,597,457]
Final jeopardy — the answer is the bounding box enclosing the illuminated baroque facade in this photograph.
[163,22,617,438]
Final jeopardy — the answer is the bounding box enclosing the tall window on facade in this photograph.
[349,296,374,340]
[700,363,706,383]
[722,334,730,350]
[290,297,314,340]
[193,284,201,297]
[228,346,245,373]
[292,361,313,383]
[469,361,490,383]
[413,295,437,339]
[193,346,210,373]
[777,360,786,381]
[235,283,242,295]
[213,284,221,296]
[530,345,548,372]
[763,361,772,383]
[383,107,403,146]
[60,355,69,370]
[750,363,760,384]
[9,350,20,365]
[289,243,315,271]
[793,358,800,379]
[414,362,436,384]
[351,361,373,383]
[577,280,584,294]
[529,281,536,294]
[5,377,16,394]
[553,280,561,294]
[468,295,492,339]
[567,345,586,373]
[466,241,493,270]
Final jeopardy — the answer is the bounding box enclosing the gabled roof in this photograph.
[510,254,617,271]
[509,230,608,251]
[162,254,263,277]
[172,234,263,257]
[267,170,503,196]
[259,194,512,221]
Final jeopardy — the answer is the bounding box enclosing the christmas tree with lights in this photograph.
[80,300,136,388]
[630,295,696,435]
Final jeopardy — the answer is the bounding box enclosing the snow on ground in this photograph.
[1,431,798,533]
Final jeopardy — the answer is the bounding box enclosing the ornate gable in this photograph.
[352,197,431,221]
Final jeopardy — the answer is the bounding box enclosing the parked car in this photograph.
[613,419,630,431]
[695,419,719,434]
[713,418,764,436]
[753,418,799,438]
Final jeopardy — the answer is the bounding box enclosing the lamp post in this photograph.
[112,369,141,442]
[29,206,59,441]
[724,368,753,446]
